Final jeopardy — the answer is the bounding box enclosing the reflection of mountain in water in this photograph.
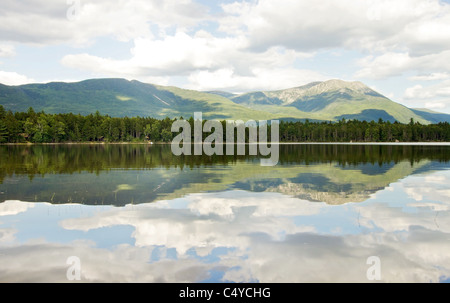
[229,160,433,204]
[0,144,449,206]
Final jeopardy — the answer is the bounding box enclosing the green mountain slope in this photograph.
[227,79,448,124]
[0,78,449,124]
[0,79,272,120]
[411,108,450,123]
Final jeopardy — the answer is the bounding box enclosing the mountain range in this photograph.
[0,78,449,124]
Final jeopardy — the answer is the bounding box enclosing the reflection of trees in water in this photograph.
[0,144,449,206]
[0,144,449,178]
[278,144,450,166]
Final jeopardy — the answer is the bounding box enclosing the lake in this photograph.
[1,143,450,283]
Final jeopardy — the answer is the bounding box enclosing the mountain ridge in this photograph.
[224,79,448,124]
[0,78,449,124]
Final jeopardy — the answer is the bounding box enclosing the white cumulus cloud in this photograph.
[0,71,35,86]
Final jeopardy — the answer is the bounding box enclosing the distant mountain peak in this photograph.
[295,79,376,96]
[0,78,449,124]
[317,79,367,91]
[256,79,379,106]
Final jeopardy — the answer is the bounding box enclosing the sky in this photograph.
[1,0,450,113]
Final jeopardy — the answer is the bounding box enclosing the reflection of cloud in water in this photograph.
[0,200,34,216]
[402,173,450,204]
[0,228,16,243]
[187,191,326,218]
[0,240,212,283]
[61,191,321,255]
[237,226,450,283]
[0,201,35,244]
[1,170,450,282]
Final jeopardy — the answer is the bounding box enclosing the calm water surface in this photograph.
[0,144,450,283]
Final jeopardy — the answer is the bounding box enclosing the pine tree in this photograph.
[0,119,8,143]
[0,105,5,119]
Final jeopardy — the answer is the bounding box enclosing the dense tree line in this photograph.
[0,105,449,143]
[0,106,175,143]
[279,118,450,142]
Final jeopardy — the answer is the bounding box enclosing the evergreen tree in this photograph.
[150,121,161,142]
[3,111,21,142]
[0,120,8,143]
[0,105,5,120]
